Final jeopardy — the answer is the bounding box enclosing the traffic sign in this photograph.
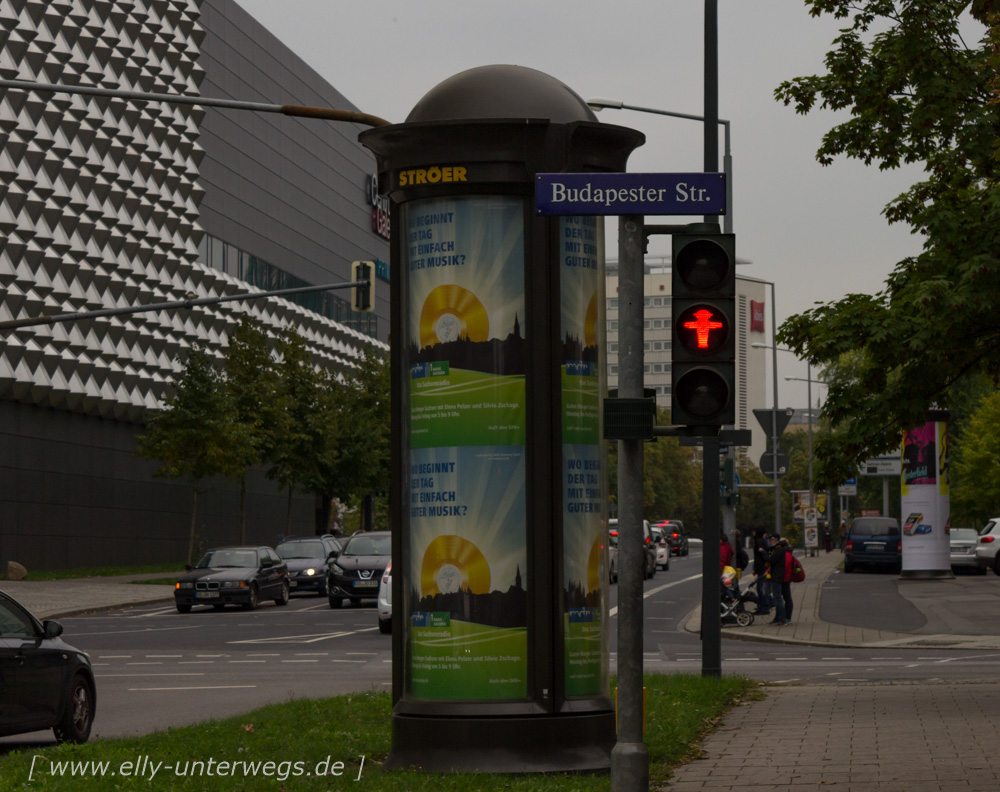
[754,408,795,441]
[839,477,857,496]
[759,451,789,477]
[861,458,901,476]
[535,172,726,216]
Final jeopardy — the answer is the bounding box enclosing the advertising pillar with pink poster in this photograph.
[900,412,952,578]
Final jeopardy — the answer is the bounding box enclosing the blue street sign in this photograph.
[535,172,726,216]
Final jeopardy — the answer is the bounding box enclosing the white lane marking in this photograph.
[609,573,702,617]
[772,679,799,684]
[228,627,379,645]
[281,659,319,663]
[297,602,334,611]
[145,655,182,658]
[128,607,178,618]
[229,660,266,664]
[98,655,132,659]
[69,626,201,638]
[826,672,845,676]
[822,657,853,661]
[126,662,162,666]
[129,685,257,692]
[332,659,368,664]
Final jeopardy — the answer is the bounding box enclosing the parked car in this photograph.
[606,519,656,580]
[975,518,1000,575]
[607,530,619,583]
[950,528,986,574]
[276,536,343,596]
[657,520,689,556]
[377,561,392,633]
[649,525,671,571]
[328,530,392,608]
[174,546,289,612]
[0,590,96,742]
[844,517,902,573]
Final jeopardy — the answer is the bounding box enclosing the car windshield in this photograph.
[276,542,325,560]
[851,519,899,537]
[196,549,257,569]
[950,528,978,542]
[343,535,391,557]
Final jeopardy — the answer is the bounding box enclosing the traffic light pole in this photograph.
[610,214,649,792]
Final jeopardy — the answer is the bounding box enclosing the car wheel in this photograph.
[243,584,259,611]
[993,556,1000,577]
[329,595,343,609]
[176,603,191,614]
[378,617,391,634]
[53,673,94,743]
[274,581,290,606]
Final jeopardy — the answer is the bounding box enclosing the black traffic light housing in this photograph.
[671,229,735,427]
[352,260,374,312]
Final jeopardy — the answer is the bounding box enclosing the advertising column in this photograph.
[402,196,529,700]
[900,415,952,577]
[559,216,608,697]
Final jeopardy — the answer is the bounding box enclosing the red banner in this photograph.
[750,300,765,333]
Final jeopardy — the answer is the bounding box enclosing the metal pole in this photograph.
[0,280,363,330]
[807,362,814,554]
[703,0,719,226]
[702,433,722,677]
[721,121,733,234]
[0,78,392,127]
[610,215,649,792]
[770,282,781,537]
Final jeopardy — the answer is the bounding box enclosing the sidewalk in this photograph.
[684,548,1000,650]
[1,573,175,619]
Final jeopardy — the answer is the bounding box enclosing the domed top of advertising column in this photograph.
[404,64,600,124]
[359,64,644,193]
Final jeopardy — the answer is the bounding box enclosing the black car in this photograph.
[328,531,392,609]
[276,537,343,596]
[0,590,96,742]
[660,520,690,557]
[174,546,289,612]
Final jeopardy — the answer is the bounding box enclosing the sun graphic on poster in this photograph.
[584,291,599,349]
[586,531,604,594]
[419,285,489,348]
[420,535,491,597]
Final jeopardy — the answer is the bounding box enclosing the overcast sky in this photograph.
[236,1,980,408]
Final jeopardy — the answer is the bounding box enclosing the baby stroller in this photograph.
[720,568,758,627]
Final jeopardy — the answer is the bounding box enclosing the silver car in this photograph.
[950,528,986,574]
[377,562,392,633]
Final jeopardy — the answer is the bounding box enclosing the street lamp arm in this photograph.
[0,78,393,128]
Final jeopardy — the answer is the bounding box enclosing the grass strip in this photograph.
[0,674,758,791]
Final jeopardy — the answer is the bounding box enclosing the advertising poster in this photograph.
[403,196,528,700]
[559,216,608,697]
[900,420,950,572]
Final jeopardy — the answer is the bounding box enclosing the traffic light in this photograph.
[352,260,374,312]
[671,231,735,427]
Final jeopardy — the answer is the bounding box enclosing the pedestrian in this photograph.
[766,534,788,625]
[838,518,848,552]
[778,538,794,622]
[720,533,734,572]
[752,526,771,616]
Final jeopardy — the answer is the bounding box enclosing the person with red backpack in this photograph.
[778,538,795,623]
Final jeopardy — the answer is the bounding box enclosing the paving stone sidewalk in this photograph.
[662,682,1000,791]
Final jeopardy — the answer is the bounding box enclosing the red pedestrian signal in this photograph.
[671,229,735,427]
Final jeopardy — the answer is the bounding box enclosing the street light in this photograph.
[785,373,828,553]
[587,98,734,234]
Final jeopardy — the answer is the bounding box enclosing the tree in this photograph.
[950,390,1000,524]
[773,1,999,486]
[307,348,390,531]
[135,347,246,563]
[266,329,323,535]
[224,316,281,543]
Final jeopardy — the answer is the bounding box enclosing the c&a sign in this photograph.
[367,174,390,240]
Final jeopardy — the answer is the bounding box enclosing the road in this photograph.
[5,550,1000,747]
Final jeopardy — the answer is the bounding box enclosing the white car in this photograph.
[377,562,392,633]
[649,526,671,571]
[975,518,1000,575]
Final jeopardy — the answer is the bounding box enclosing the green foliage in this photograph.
[951,389,1000,524]
[774,1,1000,487]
